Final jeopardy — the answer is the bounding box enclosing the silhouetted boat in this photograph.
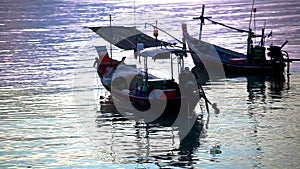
[182,5,300,77]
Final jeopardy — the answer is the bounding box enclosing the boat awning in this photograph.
[139,48,172,60]
[89,26,172,50]
[140,48,190,60]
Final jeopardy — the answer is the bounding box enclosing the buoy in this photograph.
[214,149,222,154]
[210,145,222,155]
[153,28,158,38]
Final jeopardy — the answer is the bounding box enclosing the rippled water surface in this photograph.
[1,0,299,168]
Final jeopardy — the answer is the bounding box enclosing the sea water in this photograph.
[0,0,299,168]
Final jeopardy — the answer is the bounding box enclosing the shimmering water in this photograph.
[1,0,299,168]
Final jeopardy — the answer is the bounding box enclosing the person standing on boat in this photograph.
[93,57,101,68]
[179,67,195,86]
[179,67,198,96]
[93,46,110,68]
[179,67,199,113]
[93,46,108,69]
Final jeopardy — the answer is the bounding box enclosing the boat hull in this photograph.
[97,55,200,122]
[184,33,286,77]
[191,52,285,77]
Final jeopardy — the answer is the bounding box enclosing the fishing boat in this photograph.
[182,4,300,77]
[89,24,215,122]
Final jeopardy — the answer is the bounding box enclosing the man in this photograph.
[93,57,101,68]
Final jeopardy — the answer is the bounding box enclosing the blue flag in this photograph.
[267,31,273,38]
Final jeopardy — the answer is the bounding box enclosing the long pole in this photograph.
[109,14,113,64]
[261,20,266,47]
[144,56,148,91]
[247,0,255,57]
[249,0,255,30]
[199,4,205,41]
[170,54,173,80]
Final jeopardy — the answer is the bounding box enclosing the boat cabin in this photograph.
[131,47,184,98]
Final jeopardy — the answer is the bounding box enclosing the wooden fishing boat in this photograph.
[182,5,299,77]
[95,46,204,121]
[89,25,214,121]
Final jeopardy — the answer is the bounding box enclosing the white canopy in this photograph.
[139,48,171,60]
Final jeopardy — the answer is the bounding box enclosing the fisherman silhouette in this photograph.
[179,67,194,84]
[179,67,199,114]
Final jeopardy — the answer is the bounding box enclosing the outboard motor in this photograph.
[267,41,288,75]
[267,45,284,62]
[267,40,288,62]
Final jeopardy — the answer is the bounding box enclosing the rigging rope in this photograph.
[206,18,253,34]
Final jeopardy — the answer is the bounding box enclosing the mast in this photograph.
[247,0,255,57]
[248,0,255,30]
[199,4,205,41]
[261,21,266,47]
[253,7,257,44]
[193,5,212,43]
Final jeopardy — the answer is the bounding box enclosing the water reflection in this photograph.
[246,74,287,103]
[192,65,289,101]
[246,76,267,103]
[245,75,288,168]
[95,94,207,168]
[154,119,203,168]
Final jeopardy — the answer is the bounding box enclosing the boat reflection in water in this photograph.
[96,94,209,168]
[192,63,288,94]
[246,74,287,103]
